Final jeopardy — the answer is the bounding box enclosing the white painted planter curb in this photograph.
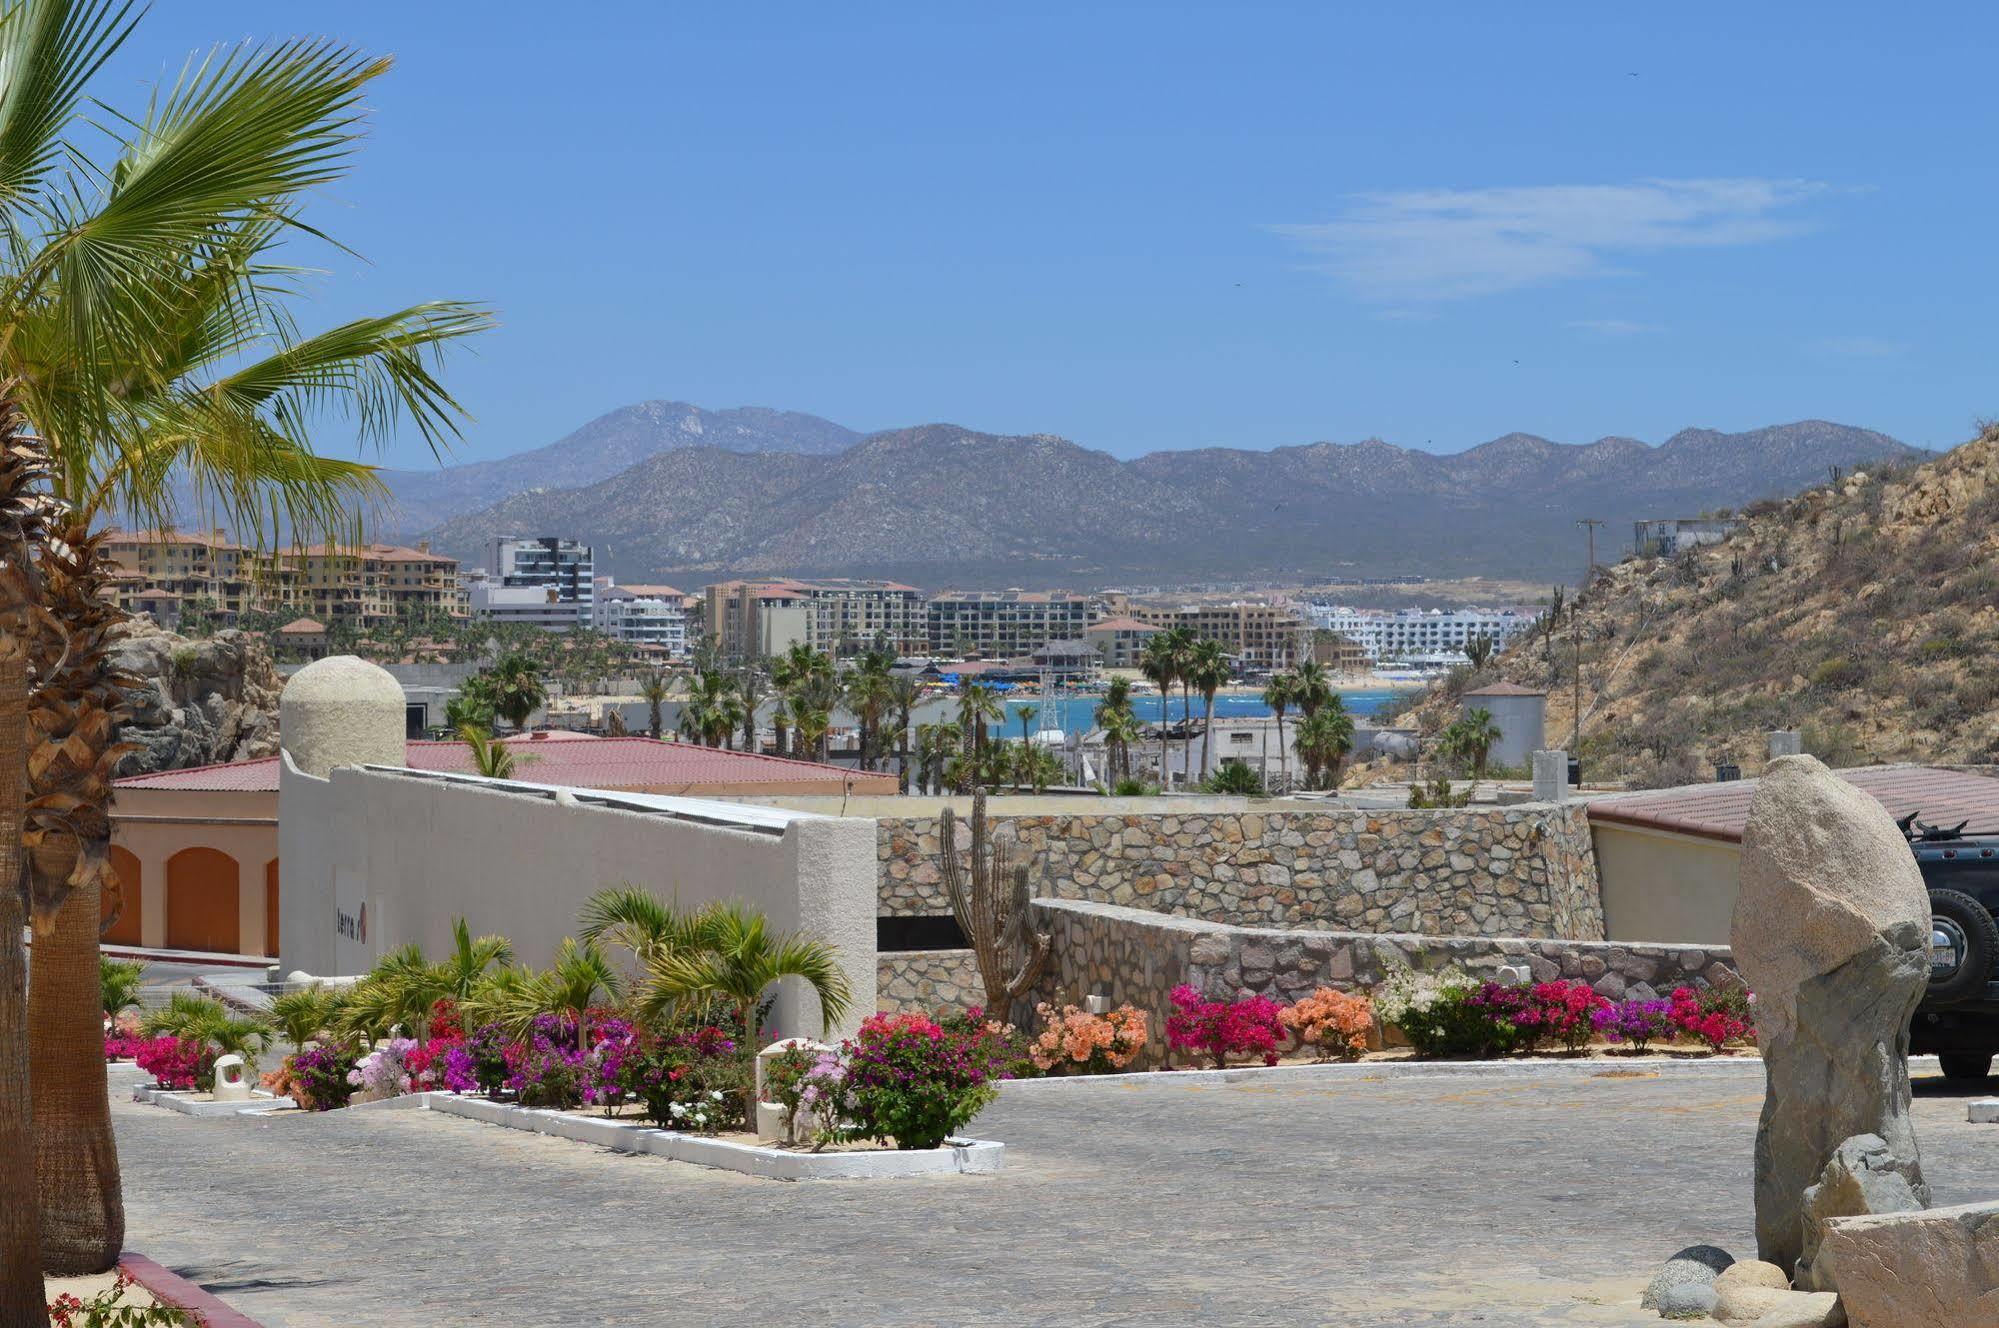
[131,1084,294,1116]
[402,1092,1003,1180]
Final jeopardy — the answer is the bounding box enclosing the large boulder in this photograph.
[1816,1200,1999,1326]
[1731,755,1931,1274]
[109,622,282,776]
[1796,1133,1925,1291]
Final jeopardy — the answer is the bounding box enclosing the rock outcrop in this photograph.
[1732,754,1932,1274]
[1796,1133,1926,1291]
[109,622,282,776]
[1817,1200,1999,1327]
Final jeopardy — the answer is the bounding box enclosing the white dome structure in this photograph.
[279,655,406,777]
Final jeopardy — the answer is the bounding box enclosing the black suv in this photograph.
[1904,814,1999,1081]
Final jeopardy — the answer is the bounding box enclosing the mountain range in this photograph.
[406,410,1926,588]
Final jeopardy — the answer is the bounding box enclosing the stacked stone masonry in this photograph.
[877,949,982,1013]
[879,803,1603,941]
[1024,898,1742,1065]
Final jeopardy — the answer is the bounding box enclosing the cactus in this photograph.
[938,787,1051,1016]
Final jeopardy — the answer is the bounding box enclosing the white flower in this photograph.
[710,1090,724,1101]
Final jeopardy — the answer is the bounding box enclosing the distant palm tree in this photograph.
[485,653,547,731]
[1187,639,1231,778]
[638,669,671,739]
[956,683,1004,771]
[734,667,768,753]
[639,902,852,1046]
[1296,697,1356,791]
[845,648,895,770]
[772,643,833,758]
[887,675,921,792]
[1263,672,1297,790]
[1456,706,1503,780]
[1140,628,1192,788]
[791,671,843,762]
[1094,676,1138,784]
[1292,660,1334,720]
[458,725,518,779]
[1017,704,1038,744]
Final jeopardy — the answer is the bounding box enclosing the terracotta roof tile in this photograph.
[1587,764,1999,844]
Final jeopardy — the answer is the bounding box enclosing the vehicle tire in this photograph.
[1926,889,1999,1005]
[1940,1052,1994,1082]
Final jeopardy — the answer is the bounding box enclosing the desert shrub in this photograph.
[1957,674,1999,717]
[1374,971,1512,1058]
[1201,762,1265,795]
[1278,988,1374,1060]
[1809,656,1865,690]
[1111,778,1159,796]
[1801,720,1863,768]
[1165,986,1286,1068]
[1027,1001,1148,1075]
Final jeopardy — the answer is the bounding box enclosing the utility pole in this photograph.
[1577,517,1605,581]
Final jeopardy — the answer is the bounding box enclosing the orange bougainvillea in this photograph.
[1028,1002,1149,1075]
[1278,988,1375,1061]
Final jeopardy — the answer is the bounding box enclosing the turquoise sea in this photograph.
[990,688,1400,736]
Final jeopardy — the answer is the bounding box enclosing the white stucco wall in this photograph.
[278,758,877,1038]
[1592,820,1742,946]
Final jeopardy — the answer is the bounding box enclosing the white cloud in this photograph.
[1567,318,1661,336]
[1812,335,1905,359]
[1271,178,1827,302]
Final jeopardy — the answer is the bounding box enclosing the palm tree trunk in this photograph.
[0,424,48,1322]
[30,868,122,1273]
[1201,693,1215,777]
[1275,711,1288,789]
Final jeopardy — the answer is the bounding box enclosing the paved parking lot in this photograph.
[110,1062,1999,1327]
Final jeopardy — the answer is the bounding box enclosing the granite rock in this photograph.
[1733,755,1932,1271]
[1818,1199,1999,1327]
[1796,1133,1925,1291]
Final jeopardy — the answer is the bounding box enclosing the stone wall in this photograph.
[1024,898,1740,1065]
[876,949,982,1014]
[881,802,1603,941]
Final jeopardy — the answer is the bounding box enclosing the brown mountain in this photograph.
[419,417,1924,587]
[1393,428,1999,787]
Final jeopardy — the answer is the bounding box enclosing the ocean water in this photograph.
[991,688,1400,737]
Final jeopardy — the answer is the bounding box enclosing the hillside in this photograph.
[379,401,860,537]
[1397,430,1999,787]
[420,418,1923,586]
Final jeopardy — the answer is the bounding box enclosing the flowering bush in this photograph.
[466,1022,513,1097]
[940,1006,1040,1080]
[348,1037,417,1098]
[1027,1002,1148,1074]
[837,1012,998,1150]
[1471,980,1610,1054]
[583,1017,641,1109]
[1669,986,1756,1052]
[1373,970,1510,1058]
[504,1014,587,1108]
[1592,998,1676,1052]
[1278,988,1375,1060]
[48,1268,199,1327]
[134,1035,212,1091]
[1165,986,1285,1069]
[607,1025,744,1130]
[290,1043,361,1111]
[103,1011,143,1061]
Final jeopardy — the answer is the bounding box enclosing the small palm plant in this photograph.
[341,944,451,1041]
[459,724,519,779]
[442,918,514,998]
[268,987,339,1052]
[639,903,851,1047]
[541,939,621,1051]
[99,958,145,1019]
[139,993,272,1069]
[578,886,703,974]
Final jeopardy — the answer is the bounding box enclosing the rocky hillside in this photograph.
[110,623,282,776]
[379,401,860,537]
[1398,431,1999,786]
[422,419,1923,587]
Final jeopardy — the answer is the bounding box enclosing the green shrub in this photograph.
[1809,656,1865,690]
[1201,763,1264,796]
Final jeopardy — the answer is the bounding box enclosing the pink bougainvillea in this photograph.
[1165,985,1285,1069]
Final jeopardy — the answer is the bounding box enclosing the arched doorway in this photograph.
[102,846,142,947]
[166,847,239,954]
[264,859,280,959]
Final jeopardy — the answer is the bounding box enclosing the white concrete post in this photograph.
[1768,730,1803,759]
[1532,750,1569,803]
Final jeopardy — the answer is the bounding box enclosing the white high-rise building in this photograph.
[592,581,689,652]
[1307,605,1536,664]
[469,536,594,631]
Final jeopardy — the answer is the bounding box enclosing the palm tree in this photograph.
[1455,706,1503,780]
[1016,703,1038,745]
[679,669,738,748]
[845,651,895,770]
[11,13,487,1289]
[1094,676,1138,784]
[733,667,767,753]
[97,961,143,1021]
[638,669,670,740]
[541,938,621,1053]
[138,993,272,1067]
[484,653,546,731]
[577,886,703,977]
[639,902,851,1050]
[267,987,339,1054]
[444,687,495,734]
[441,918,513,999]
[915,721,961,795]
[887,675,920,793]
[1292,660,1334,720]
[771,643,831,758]
[1187,639,1230,779]
[458,725,518,779]
[956,682,1004,776]
[1140,629,1188,788]
[1263,672,1297,791]
[349,944,451,1041]
[1296,698,1356,791]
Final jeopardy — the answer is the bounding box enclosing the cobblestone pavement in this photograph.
[110,1064,1999,1328]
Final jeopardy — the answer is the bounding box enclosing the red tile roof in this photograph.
[277,618,327,634]
[1587,765,1999,844]
[114,735,884,794]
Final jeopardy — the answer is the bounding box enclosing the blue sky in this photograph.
[109,4,1999,466]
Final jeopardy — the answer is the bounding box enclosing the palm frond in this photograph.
[0,0,137,223]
